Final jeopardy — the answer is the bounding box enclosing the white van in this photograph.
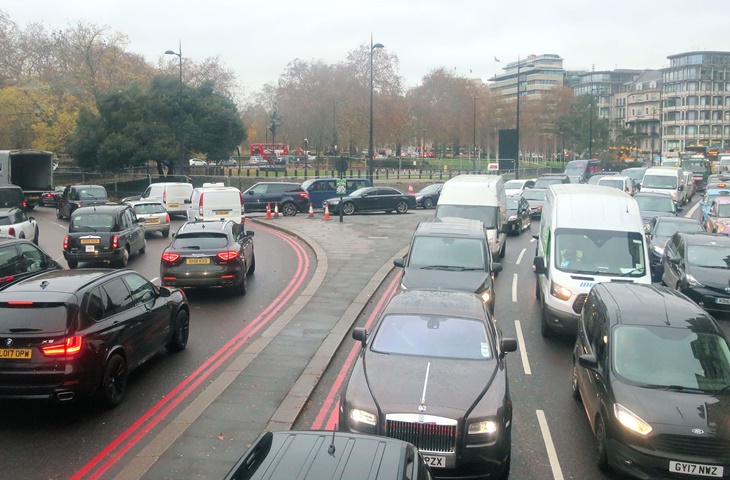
[640,166,685,205]
[140,182,193,216]
[435,174,507,259]
[186,183,244,224]
[533,184,651,337]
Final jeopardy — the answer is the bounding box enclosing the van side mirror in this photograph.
[500,338,517,356]
[579,354,599,372]
[492,262,503,274]
[246,230,255,237]
[393,257,405,268]
[352,327,367,345]
[676,206,683,212]
[678,185,684,191]
[184,199,191,204]
[533,256,547,274]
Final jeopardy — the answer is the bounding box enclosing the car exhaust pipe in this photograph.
[57,392,74,401]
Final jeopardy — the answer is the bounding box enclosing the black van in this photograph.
[224,430,433,480]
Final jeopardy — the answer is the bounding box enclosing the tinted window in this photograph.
[0,303,71,332]
[506,198,519,210]
[17,243,47,272]
[654,221,703,237]
[0,188,24,207]
[122,273,156,306]
[78,187,107,200]
[643,175,678,189]
[70,213,115,232]
[172,232,228,249]
[371,314,491,360]
[598,179,624,190]
[419,184,441,193]
[718,204,730,217]
[84,287,105,321]
[0,244,19,276]
[133,203,165,214]
[687,245,730,268]
[247,184,269,194]
[534,177,566,188]
[348,180,369,190]
[0,214,13,226]
[409,236,486,269]
[635,195,676,213]
[504,180,525,190]
[101,278,135,315]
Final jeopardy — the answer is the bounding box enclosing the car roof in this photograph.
[414,217,485,238]
[253,182,300,187]
[596,283,717,330]
[125,200,164,206]
[634,191,674,199]
[712,196,730,205]
[383,289,487,319]
[654,216,701,226]
[0,269,120,295]
[597,175,628,182]
[177,220,232,233]
[677,231,730,246]
[73,204,127,214]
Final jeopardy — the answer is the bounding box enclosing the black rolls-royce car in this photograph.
[324,187,417,215]
[339,289,517,479]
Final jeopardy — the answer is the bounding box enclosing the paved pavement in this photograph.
[116,209,432,480]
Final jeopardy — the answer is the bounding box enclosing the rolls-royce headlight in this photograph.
[468,420,498,435]
[350,408,377,426]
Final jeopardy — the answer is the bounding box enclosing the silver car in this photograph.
[125,200,171,237]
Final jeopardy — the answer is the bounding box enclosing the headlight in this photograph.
[350,408,377,426]
[685,274,703,287]
[468,420,498,435]
[614,403,652,436]
[550,280,572,300]
[651,245,664,256]
[480,290,491,303]
[719,225,727,233]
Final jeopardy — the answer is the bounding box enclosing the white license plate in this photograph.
[669,461,723,477]
[716,298,730,305]
[422,455,447,468]
[85,245,95,252]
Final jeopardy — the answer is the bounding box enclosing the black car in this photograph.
[224,430,434,480]
[505,194,531,235]
[160,220,255,295]
[41,186,66,207]
[662,232,730,313]
[242,182,310,216]
[646,217,704,281]
[63,204,146,269]
[324,187,416,215]
[0,185,27,209]
[573,282,730,479]
[533,173,570,189]
[0,269,189,407]
[340,289,517,479]
[634,192,680,229]
[394,218,502,313]
[56,184,108,220]
[415,183,443,209]
[0,236,62,290]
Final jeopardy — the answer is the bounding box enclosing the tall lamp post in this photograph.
[515,57,521,179]
[422,128,426,162]
[589,88,596,159]
[165,41,183,165]
[368,36,384,183]
[473,96,479,171]
[332,99,339,155]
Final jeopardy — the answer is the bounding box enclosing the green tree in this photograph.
[67,75,246,174]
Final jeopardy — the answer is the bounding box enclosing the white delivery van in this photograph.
[140,182,193,216]
[186,183,244,224]
[533,184,651,337]
[435,174,507,259]
[640,166,685,205]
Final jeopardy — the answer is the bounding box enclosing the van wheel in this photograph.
[281,202,297,216]
[540,303,554,338]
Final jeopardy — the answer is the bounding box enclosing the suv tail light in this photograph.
[21,200,27,208]
[198,193,205,217]
[111,235,119,249]
[216,251,239,261]
[41,335,83,357]
[299,192,309,199]
[63,236,69,250]
[161,252,180,264]
[8,227,15,237]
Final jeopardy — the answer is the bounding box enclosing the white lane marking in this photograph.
[536,410,565,480]
[52,222,67,229]
[516,248,526,265]
[512,274,518,303]
[685,201,700,218]
[530,237,536,243]
[514,320,531,375]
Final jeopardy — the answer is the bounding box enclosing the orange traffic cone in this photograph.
[265,203,272,219]
[323,202,331,220]
[274,203,280,218]
[308,202,314,218]
[408,184,414,194]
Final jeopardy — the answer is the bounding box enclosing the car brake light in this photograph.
[299,192,309,199]
[63,236,69,250]
[199,193,204,217]
[8,301,33,305]
[719,183,727,188]
[8,227,15,236]
[166,213,170,223]
[240,192,244,207]
[161,252,180,263]
[163,187,167,205]
[0,275,16,284]
[217,251,239,261]
[21,200,27,208]
[111,235,119,249]
[41,335,83,357]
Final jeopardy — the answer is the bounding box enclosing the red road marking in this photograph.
[72,226,309,480]
[310,275,399,430]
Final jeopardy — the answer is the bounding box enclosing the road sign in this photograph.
[336,179,347,195]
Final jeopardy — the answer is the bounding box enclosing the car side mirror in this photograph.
[492,262,503,274]
[184,199,191,204]
[393,257,405,268]
[158,286,172,298]
[679,185,684,191]
[248,190,255,195]
[669,257,681,265]
[532,234,539,240]
[676,206,683,212]
[500,338,517,357]
[578,354,599,372]
[533,256,547,274]
[29,216,35,221]
[352,327,367,345]
[246,230,255,237]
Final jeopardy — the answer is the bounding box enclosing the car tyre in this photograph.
[423,197,433,209]
[33,228,39,245]
[571,359,581,400]
[595,414,610,471]
[281,202,297,216]
[139,239,146,255]
[342,202,355,215]
[67,260,78,269]
[56,208,63,219]
[496,452,511,480]
[162,228,170,238]
[540,302,554,338]
[535,277,541,300]
[396,201,409,214]
[499,239,506,258]
[247,253,256,275]
[116,247,130,268]
[167,309,189,352]
[98,354,128,408]
[233,274,247,296]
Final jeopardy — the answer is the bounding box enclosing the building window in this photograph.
[688,82,697,91]
[700,110,711,120]
[700,96,711,105]
[687,126,698,135]
[699,125,710,135]
[687,96,698,106]
[687,110,699,120]
[713,96,723,106]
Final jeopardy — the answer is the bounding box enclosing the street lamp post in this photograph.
[368,36,384,183]
[333,100,339,155]
[589,88,596,159]
[473,96,479,171]
[422,128,426,162]
[515,57,521,179]
[165,41,183,167]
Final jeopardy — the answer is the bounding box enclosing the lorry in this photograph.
[0,150,54,209]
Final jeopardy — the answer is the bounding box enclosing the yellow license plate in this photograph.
[214,210,230,215]
[186,258,210,265]
[167,203,179,208]
[80,238,100,245]
[146,218,160,223]
[0,348,32,359]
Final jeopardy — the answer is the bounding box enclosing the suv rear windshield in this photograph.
[409,236,486,270]
[172,232,228,249]
[0,303,71,333]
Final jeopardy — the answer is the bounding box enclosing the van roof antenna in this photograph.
[328,425,337,455]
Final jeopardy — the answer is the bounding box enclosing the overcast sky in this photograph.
[5,1,730,94]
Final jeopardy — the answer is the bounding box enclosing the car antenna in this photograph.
[328,425,337,455]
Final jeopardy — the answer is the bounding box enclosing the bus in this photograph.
[250,143,289,160]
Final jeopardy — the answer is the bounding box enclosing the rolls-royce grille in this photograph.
[653,434,730,459]
[573,294,588,314]
[386,420,457,453]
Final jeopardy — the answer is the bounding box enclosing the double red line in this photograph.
[72,226,309,480]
